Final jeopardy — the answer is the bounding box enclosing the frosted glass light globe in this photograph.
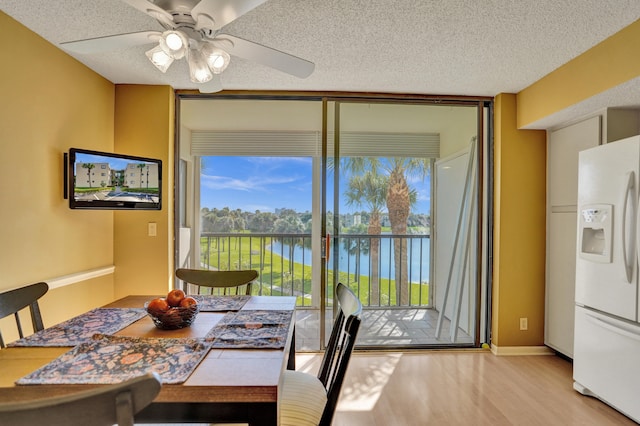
[165,33,184,51]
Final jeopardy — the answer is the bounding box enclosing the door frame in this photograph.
[175,93,493,349]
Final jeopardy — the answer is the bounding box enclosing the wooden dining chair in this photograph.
[0,281,49,348]
[176,268,258,296]
[0,371,162,426]
[280,282,362,426]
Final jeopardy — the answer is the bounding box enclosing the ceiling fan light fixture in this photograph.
[159,30,188,59]
[60,0,316,90]
[187,48,213,83]
[145,44,174,73]
[202,43,230,74]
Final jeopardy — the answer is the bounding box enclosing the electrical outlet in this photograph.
[148,222,157,237]
[519,317,528,331]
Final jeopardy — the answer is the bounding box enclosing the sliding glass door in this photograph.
[177,96,489,351]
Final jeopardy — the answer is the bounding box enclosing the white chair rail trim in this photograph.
[46,266,115,290]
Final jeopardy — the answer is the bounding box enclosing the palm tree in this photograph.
[341,225,369,279]
[339,157,427,306]
[344,172,388,305]
[81,163,94,188]
[385,158,424,305]
[137,163,146,188]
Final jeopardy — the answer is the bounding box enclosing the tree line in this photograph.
[200,206,429,235]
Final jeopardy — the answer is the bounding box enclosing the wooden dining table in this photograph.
[0,294,297,425]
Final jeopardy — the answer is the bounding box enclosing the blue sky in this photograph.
[200,157,431,214]
[75,152,150,172]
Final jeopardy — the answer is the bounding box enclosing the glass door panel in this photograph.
[179,98,325,351]
[327,101,481,348]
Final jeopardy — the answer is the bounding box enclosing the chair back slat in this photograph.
[176,269,258,296]
[30,297,45,331]
[0,372,161,426]
[14,312,24,339]
[115,391,134,426]
[317,283,362,426]
[0,282,48,348]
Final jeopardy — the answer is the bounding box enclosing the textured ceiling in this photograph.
[2,0,640,129]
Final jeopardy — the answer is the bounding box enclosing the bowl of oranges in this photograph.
[145,289,199,330]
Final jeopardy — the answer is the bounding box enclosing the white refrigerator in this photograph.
[574,135,640,422]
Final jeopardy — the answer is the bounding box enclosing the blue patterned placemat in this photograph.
[193,295,250,312]
[8,308,147,347]
[16,334,210,385]
[206,310,293,349]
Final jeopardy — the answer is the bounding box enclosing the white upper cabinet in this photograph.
[548,116,601,208]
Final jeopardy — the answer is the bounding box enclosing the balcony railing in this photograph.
[199,233,430,308]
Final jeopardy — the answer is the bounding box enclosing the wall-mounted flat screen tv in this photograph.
[67,148,162,210]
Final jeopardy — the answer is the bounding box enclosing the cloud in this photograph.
[416,189,431,202]
[201,173,303,192]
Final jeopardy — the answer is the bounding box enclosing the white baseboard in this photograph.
[491,344,555,356]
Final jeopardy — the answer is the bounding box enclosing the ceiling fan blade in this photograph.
[121,0,174,27]
[192,0,268,31]
[199,75,223,93]
[60,31,161,54]
[216,34,314,78]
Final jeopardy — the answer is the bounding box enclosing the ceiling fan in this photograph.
[60,0,315,93]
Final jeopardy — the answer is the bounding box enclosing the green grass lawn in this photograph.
[200,235,429,307]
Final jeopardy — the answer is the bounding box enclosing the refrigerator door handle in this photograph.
[622,171,636,283]
[585,311,640,343]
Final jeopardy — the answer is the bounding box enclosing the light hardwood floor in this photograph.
[295,351,636,426]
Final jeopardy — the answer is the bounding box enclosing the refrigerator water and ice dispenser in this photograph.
[579,204,613,263]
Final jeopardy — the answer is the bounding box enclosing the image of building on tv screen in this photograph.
[74,160,160,203]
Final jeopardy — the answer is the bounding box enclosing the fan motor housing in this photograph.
[152,0,201,14]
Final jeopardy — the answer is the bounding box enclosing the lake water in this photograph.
[269,236,430,283]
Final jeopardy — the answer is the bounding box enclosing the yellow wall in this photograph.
[0,12,175,342]
[114,85,175,298]
[0,12,116,338]
[493,94,547,347]
[518,18,640,128]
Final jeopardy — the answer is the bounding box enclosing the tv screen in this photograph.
[67,148,162,210]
